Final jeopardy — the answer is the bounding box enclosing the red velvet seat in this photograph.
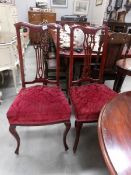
[7,86,70,125]
[70,84,116,122]
[7,22,71,154]
[68,25,117,153]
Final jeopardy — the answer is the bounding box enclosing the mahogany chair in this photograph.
[7,22,71,154]
[68,25,117,153]
[113,40,131,92]
[104,32,130,81]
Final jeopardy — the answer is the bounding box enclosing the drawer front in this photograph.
[28,12,42,23]
[43,13,56,23]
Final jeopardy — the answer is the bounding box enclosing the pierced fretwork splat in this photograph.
[82,33,96,79]
[33,31,50,80]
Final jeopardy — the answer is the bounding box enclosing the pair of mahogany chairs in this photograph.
[7,22,117,154]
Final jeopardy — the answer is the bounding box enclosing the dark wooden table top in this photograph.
[98,91,131,175]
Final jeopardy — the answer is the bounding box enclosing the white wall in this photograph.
[15,0,35,21]
[15,0,108,25]
[88,0,107,25]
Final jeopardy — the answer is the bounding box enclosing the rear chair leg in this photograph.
[63,122,71,151]
[9,125,20,155]
[73,121,83,153]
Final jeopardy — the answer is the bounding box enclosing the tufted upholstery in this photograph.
[7,86,71,125]
[70,84,117,122]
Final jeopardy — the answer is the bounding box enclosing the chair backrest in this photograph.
[69,25,108,87]
[15,22,61,88]
[104,32,130,73]
[0,39,18,72]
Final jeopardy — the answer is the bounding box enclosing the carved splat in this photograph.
[33,31,50,80]
[82,33,96,78]
[70,25,108,86]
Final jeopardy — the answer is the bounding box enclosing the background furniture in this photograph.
[61,15,87,22]
[0,3,19,97]
[68,25,117,153]
[106,21,131,33]
[104,32,130,81]
[0,39,18,93]
[7,22,71,155]
[0,3,18,35]
[28,10,56,43]
[98,91,131,175]
[113,58,131,92]
[56,20,90,27]
[28,10,56,24]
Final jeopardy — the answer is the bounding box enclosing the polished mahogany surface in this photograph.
[98,91,131,175]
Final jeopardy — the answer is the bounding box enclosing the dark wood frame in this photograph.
[96,0,103,6]
[115,0,123,10]
[50,0,68,8]
[117,11,127,22]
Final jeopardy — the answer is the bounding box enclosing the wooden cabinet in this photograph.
[28,10,56,23]
[28,11,56,24]
[28,10,56,42]
[43,12,56,23]
[28,11,42,24]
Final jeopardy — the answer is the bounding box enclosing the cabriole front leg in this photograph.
[63,122,71,151]
[9,125,20,155]
[73,121,83,153]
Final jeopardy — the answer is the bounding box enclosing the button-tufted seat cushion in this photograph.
[7,86,71,125]
[70,84,117,122]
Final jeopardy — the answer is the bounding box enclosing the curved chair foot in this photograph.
[63,121,71,151]
[73,121,83,153]
[9,125,20,155]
